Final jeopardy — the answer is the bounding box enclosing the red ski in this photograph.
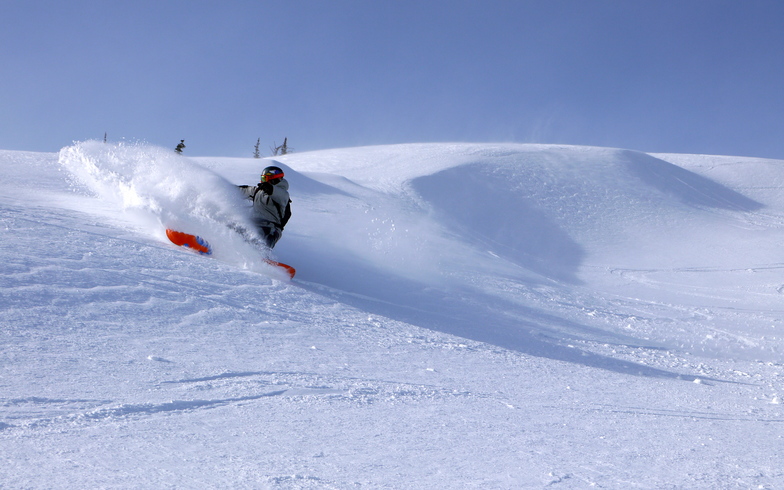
[166,229,212,255]
[165,229,296,279]
[263,259,296,279]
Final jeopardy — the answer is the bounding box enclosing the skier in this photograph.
[238,166,292,249]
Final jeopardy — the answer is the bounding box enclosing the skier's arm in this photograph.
[237,185,255,200]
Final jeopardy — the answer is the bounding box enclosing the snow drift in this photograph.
[2,141,783,488]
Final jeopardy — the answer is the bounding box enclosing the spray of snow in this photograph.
[58,141,275,271]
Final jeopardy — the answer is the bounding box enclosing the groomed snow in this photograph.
[1,141,783,488]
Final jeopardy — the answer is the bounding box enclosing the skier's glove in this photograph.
[259,182,274,195]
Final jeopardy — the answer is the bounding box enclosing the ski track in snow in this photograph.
[2,143,784,488]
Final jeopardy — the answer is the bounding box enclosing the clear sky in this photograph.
[2,0,784,159]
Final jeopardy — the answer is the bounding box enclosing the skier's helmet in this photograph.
[261,166,285,183]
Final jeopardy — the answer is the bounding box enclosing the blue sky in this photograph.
[2,0,784,159]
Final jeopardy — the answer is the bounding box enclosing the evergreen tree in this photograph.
[253,138,261,158]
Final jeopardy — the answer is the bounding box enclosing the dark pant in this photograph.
[257,222,282,249]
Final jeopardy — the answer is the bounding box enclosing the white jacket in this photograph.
[240,178,292,229]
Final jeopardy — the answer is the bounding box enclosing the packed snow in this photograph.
[1,141,783,488]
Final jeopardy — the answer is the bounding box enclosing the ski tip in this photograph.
[264,259,296,279]
[165,229,212,255]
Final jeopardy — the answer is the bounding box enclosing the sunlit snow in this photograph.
[1,141,783,488]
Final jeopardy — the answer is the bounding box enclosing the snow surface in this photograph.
[2,141,783,488]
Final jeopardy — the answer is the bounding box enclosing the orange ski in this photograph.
[165,228,296,278]
[264,259,296,279]
[166,229,212,255]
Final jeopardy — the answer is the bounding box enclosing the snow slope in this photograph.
[1,141,783,488]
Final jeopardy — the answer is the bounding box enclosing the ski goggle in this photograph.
[260,170,284,182]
